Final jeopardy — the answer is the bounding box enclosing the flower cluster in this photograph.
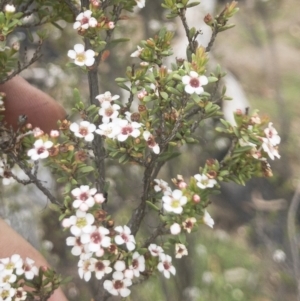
[62,182,143,296]
[0,254,39,301]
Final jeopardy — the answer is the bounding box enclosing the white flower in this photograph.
[203,210,214,228]
[182,217,197,233]
[157,254,176,278]
[182,71,208,95]
[0,254,23,276]
[71,185,97,211]
[162,189,187,214]
[170,223,181,235]
[74,10,98,30]
[143,131,160,154]
[129,252,145,277]
[70,121,96,142]
[194,174,217,189]
[15,258,38,280]
[264,122,280,146]
[0,283,15,301]
[69,210,95,236]
[95,121,121,139]
[95,91,120,104]
[148,244,164,257]
[27,139,53,161]
[261,138,280,160]
[68,44,95,67]
[103,276,132,297]
[99,102,120,123]
[78,253,96,282]
[0,273,17,285]
[116,118,141,142]
[14,287,27,301]
[130,45,144,57]
[66,236,84,256]
[175,243,188,258]
[153,179,171,193]
[114,225,136,251]
[4,4,15,13]
[80,226,111,252]
[94,260,112,280]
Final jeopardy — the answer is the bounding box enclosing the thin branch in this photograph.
[143,222,167,247]
[8,153,60,206]
[287,182,300,301]
[61,0,80,16]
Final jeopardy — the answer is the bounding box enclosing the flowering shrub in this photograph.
[0,0,281,300]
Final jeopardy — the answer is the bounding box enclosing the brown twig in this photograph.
[8,153,60,206]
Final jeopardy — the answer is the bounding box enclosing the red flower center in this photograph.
[37,147,45,154]
[81,17,89,25]
[189,78,200,88]
[79,127,88,136]
[121,125,133,135]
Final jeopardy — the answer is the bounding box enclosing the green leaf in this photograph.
[186,2,200,8]
[146,201,160,211]
[157,151,181,162]
[78,166,94,173]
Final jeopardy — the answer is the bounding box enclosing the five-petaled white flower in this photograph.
[157,254,176,278]
[182,217,197,233]
[115,118,141,142]
[114,225,136,251]
[130,45,144,57]
[99,102,120,123]
[194,173,217,189]
[74,10,98,30]
[70,121,96,142]
[129,252,145,277]
[94,259,112,280]
[143,131,160,154]
[95,121,121,139]
[66,236,85,256]
[27,139,53,161]
[0,254,23,276]
[95,91,120,104]
[69,210,95,236]
[203,210,214,228]
[0,283,16,301]
[15,257,38,280]
[148,244,164,257]
[14,287,27,301]
[80,226,111,252]
[162,189,187,214]
[182,71,208,95]
[175,243,188,258]
[78,253,96,282]
[71,185,97,211]
[68,44,95,67]
[104,261,132,297]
